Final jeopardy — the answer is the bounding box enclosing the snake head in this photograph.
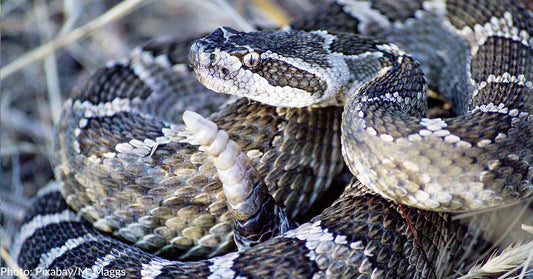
[189,27,350,107]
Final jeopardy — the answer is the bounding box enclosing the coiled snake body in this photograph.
[13,0,533,278]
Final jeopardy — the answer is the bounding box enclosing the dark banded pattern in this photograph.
[15,181,491,278]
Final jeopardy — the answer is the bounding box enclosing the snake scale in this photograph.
[12,0,533,278]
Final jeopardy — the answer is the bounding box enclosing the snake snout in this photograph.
[189,39,208,69]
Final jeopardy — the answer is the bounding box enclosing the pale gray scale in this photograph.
[343,95,533,211]
[328,36,398,102]
[53,48,236,260]
[207,252,240,279]
[140,258,174,279]
[83,253,119,279]
[370,12,474,114]
[282,221,356,275]
[471,76,533,112]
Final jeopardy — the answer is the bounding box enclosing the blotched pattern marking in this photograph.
[14,0,533,277]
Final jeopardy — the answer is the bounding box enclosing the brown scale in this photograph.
[290,2,360,33]
[369,0,424,23]
[470,37,531,83]
[472,77,533,111]
[446,0,533,32]
[56,85,344,260]
[38,0,533,276]
[255,58,327,97]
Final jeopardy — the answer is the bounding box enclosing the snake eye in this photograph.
[242,52,261,68]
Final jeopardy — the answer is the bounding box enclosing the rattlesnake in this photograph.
[13,0,533,278]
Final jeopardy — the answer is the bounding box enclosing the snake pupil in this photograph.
[243,51,260,68]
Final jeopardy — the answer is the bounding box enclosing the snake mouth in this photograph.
[189,39,242,98]
[189,39,220,90]
[188,39,207,71]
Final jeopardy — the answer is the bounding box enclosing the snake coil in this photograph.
[13,0,533,278]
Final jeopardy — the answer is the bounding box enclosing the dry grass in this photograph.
[1,0,531,277]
